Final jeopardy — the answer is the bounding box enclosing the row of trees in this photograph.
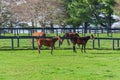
[0,0,64,27]
[0,0,119,31]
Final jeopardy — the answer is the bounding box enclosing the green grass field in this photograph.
[1,50,120,80]
[0,33,120,80]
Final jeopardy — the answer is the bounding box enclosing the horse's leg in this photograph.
[81,45,83,53]
[71,39,77,53]
[84,45,86,53]
[37,44,41,54]
[78,44,80,48]
[54,46,55,49]
[50,47,53,55]
[39,46,42,54]
[67,39,70,45]
[73,45,77,53]
[37,45,40,54]
[36,40,40,54]
[72,40,74,52]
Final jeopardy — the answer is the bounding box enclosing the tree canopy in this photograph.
[64,0,116,28]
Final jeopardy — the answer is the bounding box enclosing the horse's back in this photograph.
[65,32,79,37]
[33,32,46,37]
[38,38,55,47]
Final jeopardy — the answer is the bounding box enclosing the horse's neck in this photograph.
[85,36,90,41]
[52,38,58,43]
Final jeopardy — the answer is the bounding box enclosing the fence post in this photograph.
[82,28,84,36]
[89,28,91,34]
[98,38,100,48]
[101,28,103,33]
[32,38,35,49]
[56,29,58,36]
[0,30,1,36]
[17,37,20,48]
[17,28,19,36]
[112,39,115,50]
[11,38,14,49]
[92,40,95,49]
[117,40,119,48]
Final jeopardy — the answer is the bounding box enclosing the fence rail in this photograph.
[93,37,120,50]
[1,27,120,36]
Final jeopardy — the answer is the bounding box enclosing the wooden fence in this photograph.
[93,38,120,50]
[0,27,120,50]
[1,27,120,36]
[0,36,120,50]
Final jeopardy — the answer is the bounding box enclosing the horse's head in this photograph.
[90,34,94,40]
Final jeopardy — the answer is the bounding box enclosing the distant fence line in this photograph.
[93,37,120,50]
[0,27,120,36]
[0,36,119,50]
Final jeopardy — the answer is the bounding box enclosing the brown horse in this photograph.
[37,36,62,55]
[32,32,46,46]
[61,32,80,45]
[71,34,94,53]
[32,32,46,41]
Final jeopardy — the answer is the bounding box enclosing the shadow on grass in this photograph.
[0,46,120,53]
[54,54,76,56]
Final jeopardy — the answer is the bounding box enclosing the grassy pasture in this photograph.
[0,33,120,80]
[0,50,120,80]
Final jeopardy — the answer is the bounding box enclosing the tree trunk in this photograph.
[50,21,54,33]
[10,21,13,33]
[107,7,113,37]
[84,22,88,33]
[39,20,46,32]
[31,19,35,33]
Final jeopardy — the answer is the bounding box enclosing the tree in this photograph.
[64,0,116,33]
[34,0,65,28]
[114,0,120,15]
[65,0,94,33]
[0,0,11,27]
[0,0,66,34]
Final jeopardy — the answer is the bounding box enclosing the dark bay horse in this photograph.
[61,32,80,45]
[71,34,94,53]
[37,36,62,55]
